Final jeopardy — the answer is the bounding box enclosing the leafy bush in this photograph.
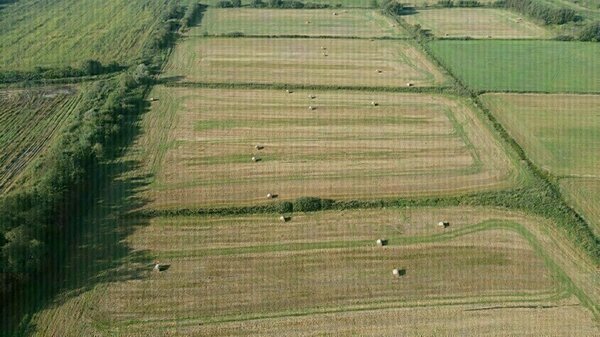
[456,0,480,6]
[578,21,600,41]
[278,201,294,214]
[293,197,334,212]
[381,0,415,15]
[250,0,267,7]
[216,0,235,8]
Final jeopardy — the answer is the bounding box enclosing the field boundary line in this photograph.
[160,80,454,93]
[187,34,411,40]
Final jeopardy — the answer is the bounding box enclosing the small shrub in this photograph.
[216,0,235,7]
[277,201,294,214]
[250,0,267,7]
[80,59,104,76]
[223,31,245,37]
[578,21,600,42]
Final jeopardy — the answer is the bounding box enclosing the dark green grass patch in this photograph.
[429,40,600,93]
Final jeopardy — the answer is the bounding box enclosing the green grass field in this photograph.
[26,207,600,336]
[429,40,600,93]
[481,93,600,236]
[0,0,180,71]
[481,93,600,176]
[194,8,405,37]
[403,8,549,39]
[0,86,82,193]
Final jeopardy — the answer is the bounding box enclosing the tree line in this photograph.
[0,0,194,311]
[500,0,578,24]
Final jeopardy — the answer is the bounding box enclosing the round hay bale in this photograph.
[308,94,316,99]
[267,193,273,199]
[280,215,291,222]
[392,268,400,276]
[333,12,337,15]
[376,239,388,246]
[308,106,315,110]
[406,82,413,87]
[286,89,293,93]
[371,101,378,106]
[376,69,382,73]
[438,221,449,228]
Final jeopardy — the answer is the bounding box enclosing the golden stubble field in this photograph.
[162,37,449,87]
[193,8,405,38]
[403,8,550,39]
[129,87,521,209]
[28,207,600,336]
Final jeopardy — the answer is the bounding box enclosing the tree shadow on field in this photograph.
[3,99,157,336]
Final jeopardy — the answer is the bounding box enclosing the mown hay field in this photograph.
[162,37,449,87]
[28,207,600,336]
[130,87,522,209]
[481,93,600,236]
[0,86,82,193]
[403,8,550,39]
[0,0,182,71]
[193,8,405,37]
[429,40,600,92]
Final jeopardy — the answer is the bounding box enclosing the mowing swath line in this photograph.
[118,292,566,328]
[145,221,547,257]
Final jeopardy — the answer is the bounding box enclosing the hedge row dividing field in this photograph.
[28,207,599,336]
[0,87,82,193]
